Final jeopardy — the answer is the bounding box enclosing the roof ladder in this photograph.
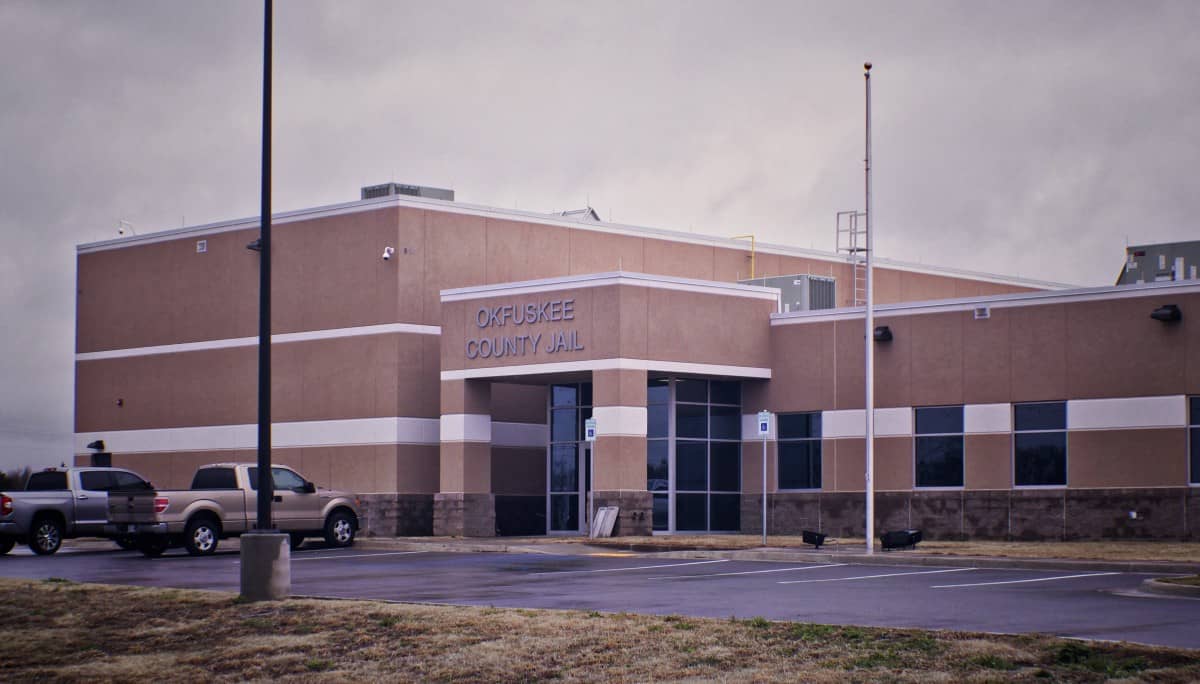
[836,210,868,306]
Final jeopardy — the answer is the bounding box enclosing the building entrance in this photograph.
[547,382,593,533]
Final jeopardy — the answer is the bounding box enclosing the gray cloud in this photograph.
[2,0,1197,468]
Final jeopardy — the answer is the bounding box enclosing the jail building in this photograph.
[74,187,1200,540]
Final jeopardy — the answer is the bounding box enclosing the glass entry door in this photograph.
[548,442,591,533]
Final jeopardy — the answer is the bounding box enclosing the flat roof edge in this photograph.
[441,271,780,301]
[771,279,1200,325]
[76,193,1074,290]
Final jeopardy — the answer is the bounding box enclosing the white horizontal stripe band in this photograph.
[75,417,545,454]
[1067,395,1186,430]
[76,322,441,361]
[440,414,492,443]
[441,271,779,302]
[964,403,1012,434]
[441,358,772,381]
[591,406,648,437]
[821,408,913,438]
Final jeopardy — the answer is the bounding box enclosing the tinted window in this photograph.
[915,435,964,487]
[676,441,707,491]
[1014,402,1066,431]
[647,404,668,439]
[550,444,578,492]
[778,413,821,440]
[710,381,740,406]
[194,468,237,489]
[646,441,668,491]
[1191,427,1200,486]
[676,379,707,403]
[26,471,68,491]
[675,403,707,439]
[551,384,578,407]
[80,471,112,491]
[111,471,151,490]
[709,405,741,441]
[778,441,821,490]
[709,494,740,531]
[709,442,740,492]
[647,379,670,405]
[551,408,577,442]
[675,493,707,531]
[1190,397,1199,425]
[1014,432,1067,486]
[915,406,963,434]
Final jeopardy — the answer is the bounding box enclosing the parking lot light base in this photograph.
[240,532,290,601]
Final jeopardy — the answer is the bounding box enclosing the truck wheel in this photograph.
[29,516,63,555]
[184,517,220,556]
[0,537,14,555]
[323,511,355,548]
[136,535,169,558]
[288,533,306,550]
[113,535,138,551]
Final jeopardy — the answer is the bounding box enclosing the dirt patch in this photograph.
[2,577,1197,682]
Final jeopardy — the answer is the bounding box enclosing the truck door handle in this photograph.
[273,496,282,503]
[76,494,89,500]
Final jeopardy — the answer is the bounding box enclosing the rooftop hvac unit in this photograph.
[738,274,837,312]
[361,183,455,202]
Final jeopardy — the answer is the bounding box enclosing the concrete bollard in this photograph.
[240,532,290,601]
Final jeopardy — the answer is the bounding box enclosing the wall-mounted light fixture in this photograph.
[86,440,105,451]
[381,246,395,261]
[873,325,893,342]
[1150,304,1181,322]
[246,238,262,251]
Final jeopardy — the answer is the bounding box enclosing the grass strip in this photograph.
[1,577,1197,682]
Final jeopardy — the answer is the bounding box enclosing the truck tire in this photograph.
[136,535,169,558]
[183,517,220,556]
[0,537,14,555]
[113,535,138,551]
[323,510,356,548]
[29,516,63,555]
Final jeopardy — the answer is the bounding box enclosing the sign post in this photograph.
[757,410,771,546]
[584,417,597,535]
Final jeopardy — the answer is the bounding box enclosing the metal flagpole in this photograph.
[863,62,875,555]
[256,0,274,531]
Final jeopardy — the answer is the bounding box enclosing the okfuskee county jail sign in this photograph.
[465,298,585,360]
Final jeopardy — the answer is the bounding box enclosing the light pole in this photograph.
[863,62,875,556]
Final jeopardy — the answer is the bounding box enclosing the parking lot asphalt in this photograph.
[3,542,1198,649]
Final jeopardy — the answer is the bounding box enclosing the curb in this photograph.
[1141,578,1200,598]
[352,538,1200,575]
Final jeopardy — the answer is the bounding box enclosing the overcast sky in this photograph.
[2,1,1198,471]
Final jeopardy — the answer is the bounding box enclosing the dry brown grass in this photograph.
[1160,575,1200,587]
[524,535,1200,563]
[2,577,1197,682]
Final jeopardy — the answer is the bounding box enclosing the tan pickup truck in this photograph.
[108,463,362,557]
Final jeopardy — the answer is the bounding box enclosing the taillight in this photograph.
[1,495,11,516]
[154,497,169,514]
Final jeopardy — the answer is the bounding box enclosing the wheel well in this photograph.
[187,512,222,535]
[32,510,66,530]
[327,507,358,530]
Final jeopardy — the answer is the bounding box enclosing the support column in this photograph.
[591,369,652,535]
[434,379,495,537]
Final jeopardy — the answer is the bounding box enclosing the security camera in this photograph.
[382,246,395,261]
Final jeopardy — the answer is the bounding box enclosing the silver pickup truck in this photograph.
[0,467,154,555]
[108,463,362,557]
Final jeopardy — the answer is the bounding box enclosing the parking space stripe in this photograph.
[931,572,1120,589]
[292,551,429,562]
[529,559,728,576]
[648,563,848,580]
[778,567,974,585]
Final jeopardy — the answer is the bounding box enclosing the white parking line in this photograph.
[778,567,975,585]
[649,563,848,580]
[529,559,729,576]
[931,572,1120,589]
[292,551,429,562]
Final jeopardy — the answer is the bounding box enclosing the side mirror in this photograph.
[300,481,317,494]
